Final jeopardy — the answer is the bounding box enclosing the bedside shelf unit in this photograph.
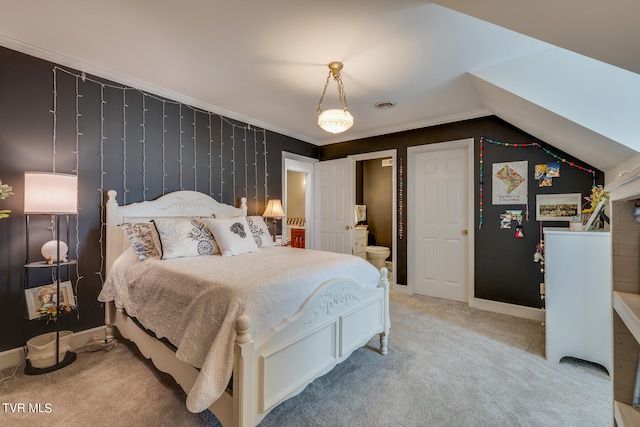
[25,260,77,268]
[23,213,77,375]
[609,173,640,426]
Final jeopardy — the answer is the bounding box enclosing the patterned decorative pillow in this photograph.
[200,217,260,257]
[246,215,274,248]
[120,222,160,261]
[152,218,220,259]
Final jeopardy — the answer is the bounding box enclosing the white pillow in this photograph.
[152,218,220,259]
[246,216,274,248]
[200,217,260,257]
[120,222,160,260]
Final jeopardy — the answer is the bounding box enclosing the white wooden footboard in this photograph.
[105,269,389,427]
[233,269,390,426]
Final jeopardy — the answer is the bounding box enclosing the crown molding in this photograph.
[0,33,317,145]
[316,108,493,146]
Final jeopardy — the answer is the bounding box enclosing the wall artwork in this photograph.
[535,162,560,187]
[492,161,528,205]
[535,193,582,221]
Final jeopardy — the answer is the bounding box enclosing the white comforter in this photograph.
[98,246,381,412]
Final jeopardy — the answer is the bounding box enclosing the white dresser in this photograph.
[544,227,611,373]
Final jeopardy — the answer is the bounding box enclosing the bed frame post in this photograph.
[240,197,247,216]
[104,190,120,340]
[105,190,121,275]
[233,314,255,427]
[105,301,116,340]
[379,267,390,355]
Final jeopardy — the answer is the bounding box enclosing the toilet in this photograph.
[366,246,390,270]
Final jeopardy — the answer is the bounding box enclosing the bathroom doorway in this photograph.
[350,150,397,286]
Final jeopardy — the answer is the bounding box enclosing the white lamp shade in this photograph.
[318,109,354,134]
[24,172,78,214]
[262,199,285,218]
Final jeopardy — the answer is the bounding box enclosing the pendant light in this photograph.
[316,61,354,134]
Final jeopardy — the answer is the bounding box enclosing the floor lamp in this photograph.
[24,172,78,374]
[262,199,284,242]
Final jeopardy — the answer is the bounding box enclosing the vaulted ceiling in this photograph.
[0,0,638,172]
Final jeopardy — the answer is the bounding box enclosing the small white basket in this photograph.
[26,331,73,368]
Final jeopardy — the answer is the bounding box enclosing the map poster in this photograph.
[492,161,528,205]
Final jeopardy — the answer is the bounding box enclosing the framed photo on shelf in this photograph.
[584,197,608,231]
[24,281,76,320]
[536,193,582,221]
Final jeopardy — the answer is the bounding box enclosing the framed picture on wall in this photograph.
[536,193,582,221]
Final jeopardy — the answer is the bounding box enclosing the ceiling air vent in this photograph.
[382,158,393,167]
[374,101,396,109]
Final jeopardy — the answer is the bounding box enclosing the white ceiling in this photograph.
[1,0,639,171]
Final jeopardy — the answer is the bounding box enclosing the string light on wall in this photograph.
[192,109,197,190]
[208,113,213,196]
[317,61,354,134]
[49,65,271,286]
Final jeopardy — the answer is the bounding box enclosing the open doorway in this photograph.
[350,150,397,287]
[282,152,317,248]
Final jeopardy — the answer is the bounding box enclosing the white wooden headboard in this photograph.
[105,190,248,274]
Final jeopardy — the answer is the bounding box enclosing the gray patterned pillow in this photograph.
[152,218,220,259]
[120,222,160,261]
[246,216,274,248]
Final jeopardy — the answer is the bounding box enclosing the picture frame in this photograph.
[24,281,76,320]
[536,193,582,221]
[584,197,608,231]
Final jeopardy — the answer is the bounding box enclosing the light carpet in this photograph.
[0,292,611,426]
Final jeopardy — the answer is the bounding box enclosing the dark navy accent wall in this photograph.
[0,46,318,352]
[320,117,603,308]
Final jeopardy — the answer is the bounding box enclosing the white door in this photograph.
[411,144,468,301]
[314,158,354,254]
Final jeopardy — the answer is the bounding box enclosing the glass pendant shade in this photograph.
[318,109,354,134]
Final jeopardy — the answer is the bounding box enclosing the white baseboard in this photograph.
[470,297,545,322]
[391,283,410,295]
[393,287,544,321]
[0,325,107,372]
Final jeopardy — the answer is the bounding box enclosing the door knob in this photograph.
[461,229,468,235]
[345,225,352,230]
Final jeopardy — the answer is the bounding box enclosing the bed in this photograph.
[100,190,390,427]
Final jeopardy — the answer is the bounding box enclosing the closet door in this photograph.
[410,143,469,301]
